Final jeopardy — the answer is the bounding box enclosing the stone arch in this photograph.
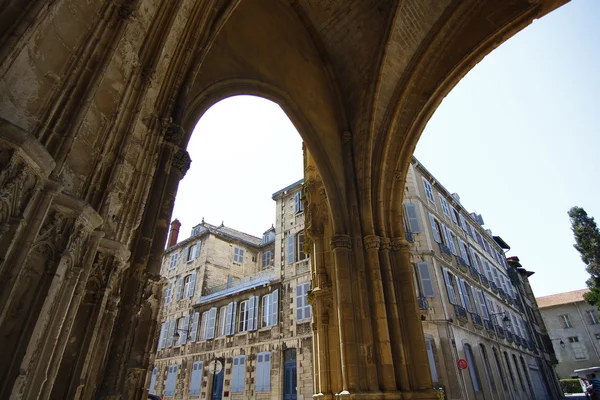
[182,81,346,233]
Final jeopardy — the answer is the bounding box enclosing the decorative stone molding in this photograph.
[171,149,191,178]
[330,235,352,249]
[0,118,56,177]
[363,235,380,250]
[164,124,185,146]
[391,238,411,252]
[380,237,391,250]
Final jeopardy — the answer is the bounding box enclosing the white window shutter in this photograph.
[417,262,435,298]
[190,312,199,341]
[455,276,466,307]
[175,276,183,301]
[287,233,295,264]
[165,281,172,305]
[425,339,439,382]
[429,213,441,243]
[188,272,196,298]
[183,247,189,263]
[462,281,474,313]
[272,289,279,325]
[181,315,189,344]
[249,296,259,331]
[195,241,202,258]
[469,247,480,272]
[450,207,459,224]
[404,204,421,233]
[167,319,176,347]
[442,268,456,305]
[158,322,168,349]
[207,307,217,339]
[227,302,237,335]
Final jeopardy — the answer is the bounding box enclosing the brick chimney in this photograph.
[167,219,181,247]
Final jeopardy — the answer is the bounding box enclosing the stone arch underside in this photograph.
[0,0,569,398]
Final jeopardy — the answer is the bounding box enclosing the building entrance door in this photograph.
[210,357,225,400]
[284,349,297,400]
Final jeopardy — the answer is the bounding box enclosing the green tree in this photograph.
[568,206,600,307]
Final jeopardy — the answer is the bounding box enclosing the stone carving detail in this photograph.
[164,124,185,146]
[330,235,352,249]
[364,235,380,250]
[0,152,39,227]
[171,149,191,178]
[380,237,391,250]
[391,238,411,252]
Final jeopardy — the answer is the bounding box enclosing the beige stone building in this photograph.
[405,158,562,400]
[149,180,313,399]
[537,289,600,378]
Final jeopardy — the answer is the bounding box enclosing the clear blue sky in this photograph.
[173,0,599,297]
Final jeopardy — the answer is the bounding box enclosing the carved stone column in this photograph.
[390,238,434,393]
[329,234,359,395]
[363,235,397,393]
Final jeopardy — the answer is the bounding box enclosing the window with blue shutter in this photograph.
[287,233,295,264]
[256,352,271,392]
[231,356,246,393]
[262,290,279,327]
[158,321,168,349]
[248,296,259,331]
[404,203,421,233]
[169,253,178,269]
[429,213,441,243]
[164,281,173,305]
[190,312,199,342]
[225,302,237,336]
[423,179,434,202]
[189,361,203,395]
[442,268,457,305]
[262,250,272,269]
[175,276,183,301]
[165,364,178,396]
[207,307,217,339]
[233,246,245,263]
[417,262,435,298]
[149,367,158,393]
[296,283,312,321]
[167,319,176,347]
[294,191,304,213]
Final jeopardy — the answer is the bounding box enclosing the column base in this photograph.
[322,389,438,399]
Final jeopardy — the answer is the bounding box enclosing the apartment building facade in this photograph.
[148,180,313,400]
[537,289,600,378]
[147,159,561,399]
[404,158,562,400]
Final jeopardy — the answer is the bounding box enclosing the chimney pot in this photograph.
[167,219,181,247]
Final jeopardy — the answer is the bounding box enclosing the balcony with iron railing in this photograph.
[454,304,468,321]
[456,256,469,269]
[498,288,507,301]
[483,319,494,334]
[471,313,483,330]
[418,297,429,311]
[490,281,498,293]
[495,324,505,339]
[467,266,479,280]
[439,242,452,257]
[479,274,489,287]
[506,330,514,343]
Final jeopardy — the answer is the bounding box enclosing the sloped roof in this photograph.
[536,289,589,308]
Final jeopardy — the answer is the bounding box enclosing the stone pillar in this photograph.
[329,234,359,395]
[363,235,397,392]
[391,238,434,393]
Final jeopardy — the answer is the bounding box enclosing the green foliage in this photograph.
[569,206,600,308]
[560,378,583,394]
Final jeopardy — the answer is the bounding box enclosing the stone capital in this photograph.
[391,238,411,252]
[171,149,191,178]
[380,237,391,250]
[330,234,352,250]
[363,235,380,250]
[163,124,185,146]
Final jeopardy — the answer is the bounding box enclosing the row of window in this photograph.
[427,337,535,397]
[158,284,312,349]
[440,266,531,340]
[559,310,600,329]
[164,272,197,304]
[169,241,202,270]
[416,205,517,303]
[420,179,507,266]
[149,352,273,396]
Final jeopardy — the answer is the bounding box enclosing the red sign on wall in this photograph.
[457,359,469,370]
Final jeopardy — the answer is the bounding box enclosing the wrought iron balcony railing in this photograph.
[495,324,505,339]
[418,296,429,311]
[484,319,495,333]
[471,313,483,329]
[454,304,468,320]
[506,330,514,342]
[479,274,489,286]
[456,256,469,269]
[405,231,415,243]
[439,242,452,256]
[514,335,522,347]
[490,281,498,293]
